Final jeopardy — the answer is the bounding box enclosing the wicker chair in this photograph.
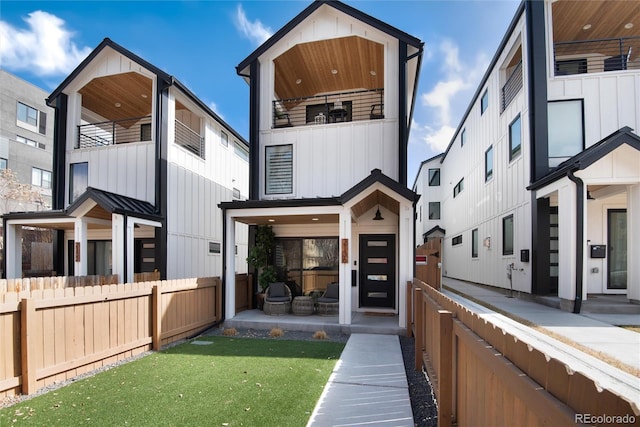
[317,282,339,316]
[263,282,292,315]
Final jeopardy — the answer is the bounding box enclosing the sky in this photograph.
[0,0,520,183]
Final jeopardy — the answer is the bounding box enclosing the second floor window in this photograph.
[220,130,228,147]
[265,145,293,195]
[70,162,88,203]
[453,178,464,198]
[509,114,522,161]
[481,89,489,115]
[428,168,440,186]
[32,167,52,189]
[17,102,46,135]
[428,202,440,220]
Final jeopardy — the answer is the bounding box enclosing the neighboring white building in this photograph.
[221,0,424,328]
[413,154,444,245]
[416,0,640,310]
[3,39,249,282]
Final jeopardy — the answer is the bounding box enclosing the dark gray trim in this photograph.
[249,60,260,200]
[398,41,408,186]
[52,94,68,210]
[567,171,584,313]
[123,214,128,282]
[441,1,526,160]
[532,196,551,295]
[1,218,6,278]
[220,197,341,210]
[155,80,170,280]
[220,206,227,320]
[53,230,65,278]
[68,187,161,221]
[423,225,446,240]
[236,0,422,76]
[341,168,418,203]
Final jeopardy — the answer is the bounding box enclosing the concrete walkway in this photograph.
[307,334,414,427]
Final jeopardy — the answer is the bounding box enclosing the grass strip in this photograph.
[1,336,345,426]
[443,286,639,377]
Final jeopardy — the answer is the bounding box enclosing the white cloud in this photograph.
[0,11,91,77]
[418,38,489,153]
[234,4,272,46]
[208,101,224,120]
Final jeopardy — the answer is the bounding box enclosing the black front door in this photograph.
[359,234,395,308]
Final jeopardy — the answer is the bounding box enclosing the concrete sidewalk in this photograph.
[441,277,640,403]
[307,334,414,427]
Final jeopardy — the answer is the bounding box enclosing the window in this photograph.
[0,158,7,169]
[472,228,479,258]
[548,100,584,167]
[453,178,464,198]
[265,145,293,194]
[233,187,241,199]
[234,141,249,161]
[70,162,88,203]
[485,146,494,181]
[31,167,52,188]
[209,242,221,254]
[481,89,489,114]
[17,102,46,134]
[460,128,466,147]
[140,123,151,141]
[220,130,228,147]
[452,235,462,246]
[503,215,514,255]
[428,168,440,186]
[509,114,521,161]
[16,135,45,150]
[428,202,440,220]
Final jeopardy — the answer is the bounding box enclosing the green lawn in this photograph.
[1,337,345,426]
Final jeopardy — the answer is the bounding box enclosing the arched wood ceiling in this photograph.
[274,35,384,102]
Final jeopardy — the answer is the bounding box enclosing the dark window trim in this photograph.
[481,89,489,115]
[502,214,514,255]
[485,145,494,181]
[509,113,522,162]
[452,235,462,246]
[265,144,293,195]
[472,228,479,258]
[69,162,89,204]
[547,99,585,165]
[428,168,440,186]
[453,178,464,198]
[428,201,441,220]
[209,241,222,254]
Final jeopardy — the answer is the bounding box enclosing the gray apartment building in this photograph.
[1,69,54,275]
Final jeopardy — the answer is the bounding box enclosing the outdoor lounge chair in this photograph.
[263,282,292,315]
[317,282,339,316]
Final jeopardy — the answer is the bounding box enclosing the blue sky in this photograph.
[1,0,520,182]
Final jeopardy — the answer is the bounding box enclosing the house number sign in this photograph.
[341,239,349,263]
[75,242,81,262]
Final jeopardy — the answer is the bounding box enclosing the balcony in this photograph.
[553,36,640,76]
[272,88,384,129]
[501,61,522,113]
[77,116,151,149]
[175,119,205,159]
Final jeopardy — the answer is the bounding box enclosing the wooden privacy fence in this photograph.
[408,278,639,427]
[0,272,163,294]
[0,275,250,398]
[415,239,441,289]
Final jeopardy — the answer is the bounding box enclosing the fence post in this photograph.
[414,287,423,371]
[438,310,453,427]
[406,281,413,337]
[152,285,161,350]
[20,298,36,394]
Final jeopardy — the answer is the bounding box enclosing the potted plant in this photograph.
[246,225,276,309]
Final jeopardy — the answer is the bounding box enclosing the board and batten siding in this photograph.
[441,16,533,291]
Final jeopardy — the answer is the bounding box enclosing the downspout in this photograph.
[220,206,227,322]
[567,170,584,313]
[123,214,128,284]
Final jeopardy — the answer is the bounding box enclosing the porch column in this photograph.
[74,218,88,276]
[111,214,125,283]
[225,214,237,318]
[5,223,23,279]
[339,209,352,325]
[557,184,577,302]
[125,217,136,284]
[398,203,413,328]
[628,184,640,303]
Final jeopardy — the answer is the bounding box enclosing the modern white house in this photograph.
[413,153,444,245]
[3,38,249,282]
[220,0,423,328]
[415,0,640,311]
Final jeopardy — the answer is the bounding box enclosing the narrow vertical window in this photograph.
[428,168,440,186]
[485,145,494,181]
[509,114,521,161]
[265,145,293,194]
[453,178,464,198]
[472,228,479,258]
[70,162,88,203]
[461,128,466,147]
[220,130,228,147]
[481,89,489,114]
[503,214,514,255]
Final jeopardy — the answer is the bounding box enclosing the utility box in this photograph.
[590,245,606,258]
[520,249,530,263]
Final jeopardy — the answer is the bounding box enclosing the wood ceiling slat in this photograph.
[553,1,640,42]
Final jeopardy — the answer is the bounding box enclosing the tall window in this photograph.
[70,162,88,203]
[548,100,584,167]
[503,214,514,255]
[220,130,228,147]
[472,228,479,258]
[485,146,494,181]
[32,167,51,189]
[428,202,440,220]
[481,89,489,114]
[453,178,464,198]
[428,168,440,186]
[0,158,7,170]
[460,128,467,147]
[17,102,46,134]
[509,114,521,161]
[265,145,293,194]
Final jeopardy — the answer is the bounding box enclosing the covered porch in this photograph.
[3,187,163,282]
[221,169,417,330]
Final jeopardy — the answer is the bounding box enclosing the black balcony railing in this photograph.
[175,119,204,158]
[554,36,639,76]
[77,116,151,149]
[501,61,522,113]
[272,88,384,129]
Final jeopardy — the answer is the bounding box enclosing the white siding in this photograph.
[413,157,444,244]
